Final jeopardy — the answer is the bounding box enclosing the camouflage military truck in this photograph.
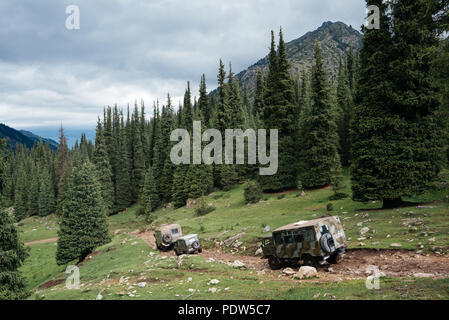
[261,216,346,270]
[154,223,182,251]
[174,234,202,256]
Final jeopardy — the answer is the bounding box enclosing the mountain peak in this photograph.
[234,21,363,97]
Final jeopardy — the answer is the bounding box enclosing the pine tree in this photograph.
[93,119,115,215]
[140,166,158,221]
[298,43,342,188]
[38,167,55,217]
[351,0,445,207]
[198,74,212,126]
[253,69,265,123]
[13,164,28,222]
[0,209,29,300]
[336,59,353,167]
[0,139,6,208]
[115,112,133,212]
[56,127,70,216]
[28,164,40,216]
[56,161,111,265]
[258,29,298,191]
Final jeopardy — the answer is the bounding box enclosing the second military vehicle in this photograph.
[261,216,346,270]
[174,234,202,256]
[154,223,182,251]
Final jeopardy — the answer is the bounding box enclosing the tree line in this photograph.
[0,0,448,299]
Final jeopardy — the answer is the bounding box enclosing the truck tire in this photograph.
[162,234,172,244]
[268,256,282,270]
[192,241,200,250]
[302,255,318,268]
[320,233,336,254]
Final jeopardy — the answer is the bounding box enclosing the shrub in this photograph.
[195,198,216,216]
[326,203,334,211]
[297,179,303,191]
[244,180,263,204]
[277,194,286,200]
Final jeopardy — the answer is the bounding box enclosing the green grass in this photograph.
[18,171,449,300]
[17,215,58,243]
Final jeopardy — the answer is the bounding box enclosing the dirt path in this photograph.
[24,237,58,246]
[132,230,449,281]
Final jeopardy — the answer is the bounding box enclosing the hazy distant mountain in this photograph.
[0,123,58,150]
[231,21,363,97]
[19,130,59,150]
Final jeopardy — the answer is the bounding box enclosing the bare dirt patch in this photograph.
[131,229,157,249]
[132,230,449,282]
[24,237,58,246]
[38,278,65,289]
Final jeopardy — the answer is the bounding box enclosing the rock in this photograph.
[131,241,137,245]
[428,237,436,242]
[360,227,370,235]
[188,288,195,293]
[137,282,146,288]
[231,260,246,268]
[413,273,434,278]
[233,241,243,248]
[300,191,306,197]
[282,268,296,275]
[357,237,367,241]
[262,226,271,233]
[209,279,220,285]
[187,277,192,282]
[224,233,245,247]
[208,288,217,293]
[386,234,391,238]
[114,229,121,235]
[186,199,197,209]
[255,248,263,256]
[390,243,402,247]
[356,222,363,227]
[294,266,318,280]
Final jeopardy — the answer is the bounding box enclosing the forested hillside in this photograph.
[1,0,448,300]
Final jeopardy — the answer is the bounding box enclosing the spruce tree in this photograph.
[93,119,115,215]
[258,29,298,191]
[115,112,133,212]
[298,43,342,188]
[336,59,353,167]
[0,209,29,300]
[140,166,158,221]
[38,167,55,217]
[351,0,445,207]
[56,127,70,216]
[56,161,111,265]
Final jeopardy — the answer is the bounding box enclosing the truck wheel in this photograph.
[268,256,282,270]
[326,252,341,264]
[198,248,203,253]
[303,255,318,268]
[175,250,181,256]
[162,234,172,244]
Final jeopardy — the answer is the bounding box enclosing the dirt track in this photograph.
[132,230,449,281]
[24,237,58,246]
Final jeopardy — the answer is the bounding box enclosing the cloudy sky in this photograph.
[0,0,366,143]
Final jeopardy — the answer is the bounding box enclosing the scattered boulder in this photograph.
[282,268,296,276]
[390,243,402,247]
[137,282,146,288]
[209,279,220,285]
[231,260,246,268]
[413,273,434,278]
[208,287,217,293]
[294,266,318,280]
[360,227,370,235]
[186,199,197,209]
[255,248,263,256]
[224,233,245,247]
[262,226,271,233]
